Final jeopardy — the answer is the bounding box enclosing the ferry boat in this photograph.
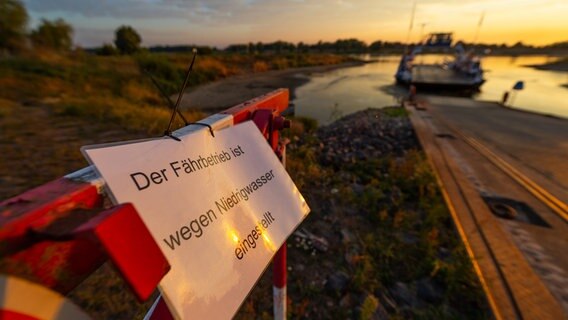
[395,33,485,92]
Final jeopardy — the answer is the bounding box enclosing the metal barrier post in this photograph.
[273,138,289,320]
[273,245,287,319]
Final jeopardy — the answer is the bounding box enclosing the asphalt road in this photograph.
[425,96,568,199]
[422,95,568,314]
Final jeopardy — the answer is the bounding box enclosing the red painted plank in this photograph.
[0,178,105,293]
[222,89,289,124]
[75,203,170,301]
[0,239,106,293]
[0,310,39,320]
[0,178,101,245]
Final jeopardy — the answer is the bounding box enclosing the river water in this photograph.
[293,55,567,125]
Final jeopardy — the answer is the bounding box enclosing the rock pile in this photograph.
[316,108,418,166]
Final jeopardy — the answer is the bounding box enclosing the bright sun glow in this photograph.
[22,0,567,47]
[230,231,239,243]
[262,233,276,251]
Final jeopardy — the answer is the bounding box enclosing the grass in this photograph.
[0,51,354,134]
[0,52,204,134]
[0,98,18,118]
[342,152,487,317]
[382,106,409,118]
[360,294,380,320]
[282,116,324,189]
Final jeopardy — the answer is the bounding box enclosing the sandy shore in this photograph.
[527,58,568,72]
[179,61,365,112]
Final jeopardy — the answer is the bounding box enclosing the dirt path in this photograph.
[0,101,146,199]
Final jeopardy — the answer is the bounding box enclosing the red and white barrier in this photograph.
[0,89,291,319]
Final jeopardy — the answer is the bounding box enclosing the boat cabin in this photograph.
[424,33,453,47]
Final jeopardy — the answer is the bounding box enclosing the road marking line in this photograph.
[436,176,505,320]
[431,112,568,221]
[449,128,568,222]
[467,137,567,213]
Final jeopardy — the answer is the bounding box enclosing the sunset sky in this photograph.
[21,0,568,48]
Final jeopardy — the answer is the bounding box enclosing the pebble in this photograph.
[416,278,444,303]
[325,271,350,295]
[389,282,417,307]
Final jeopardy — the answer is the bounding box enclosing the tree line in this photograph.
[113,38,568,56]
[0,0,143,56]
[224,39,568,54]
[1,0,79,53]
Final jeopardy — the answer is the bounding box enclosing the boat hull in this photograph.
[395,64,485,94]
[408,79,484,92]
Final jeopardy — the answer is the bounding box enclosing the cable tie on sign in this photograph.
[188,122,215,137]
[163,122,214,141]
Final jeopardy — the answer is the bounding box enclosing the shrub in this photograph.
[0,0,28,54]
[114,25,142,55]
[31,18,73,51]
[135,54,183,95]
[97,43,118,56]
[252,61,269,72]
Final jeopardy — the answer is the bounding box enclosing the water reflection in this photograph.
[475,56,567,117]
[294,55,567,125]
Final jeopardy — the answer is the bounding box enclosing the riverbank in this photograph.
[180,60,366,111]
[0,52,360,197]
[0,52,357,136]
[236,108,489,319]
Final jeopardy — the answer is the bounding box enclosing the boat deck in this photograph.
[412,64,477,86]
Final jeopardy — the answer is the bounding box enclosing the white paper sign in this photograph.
[82,121,310,319]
